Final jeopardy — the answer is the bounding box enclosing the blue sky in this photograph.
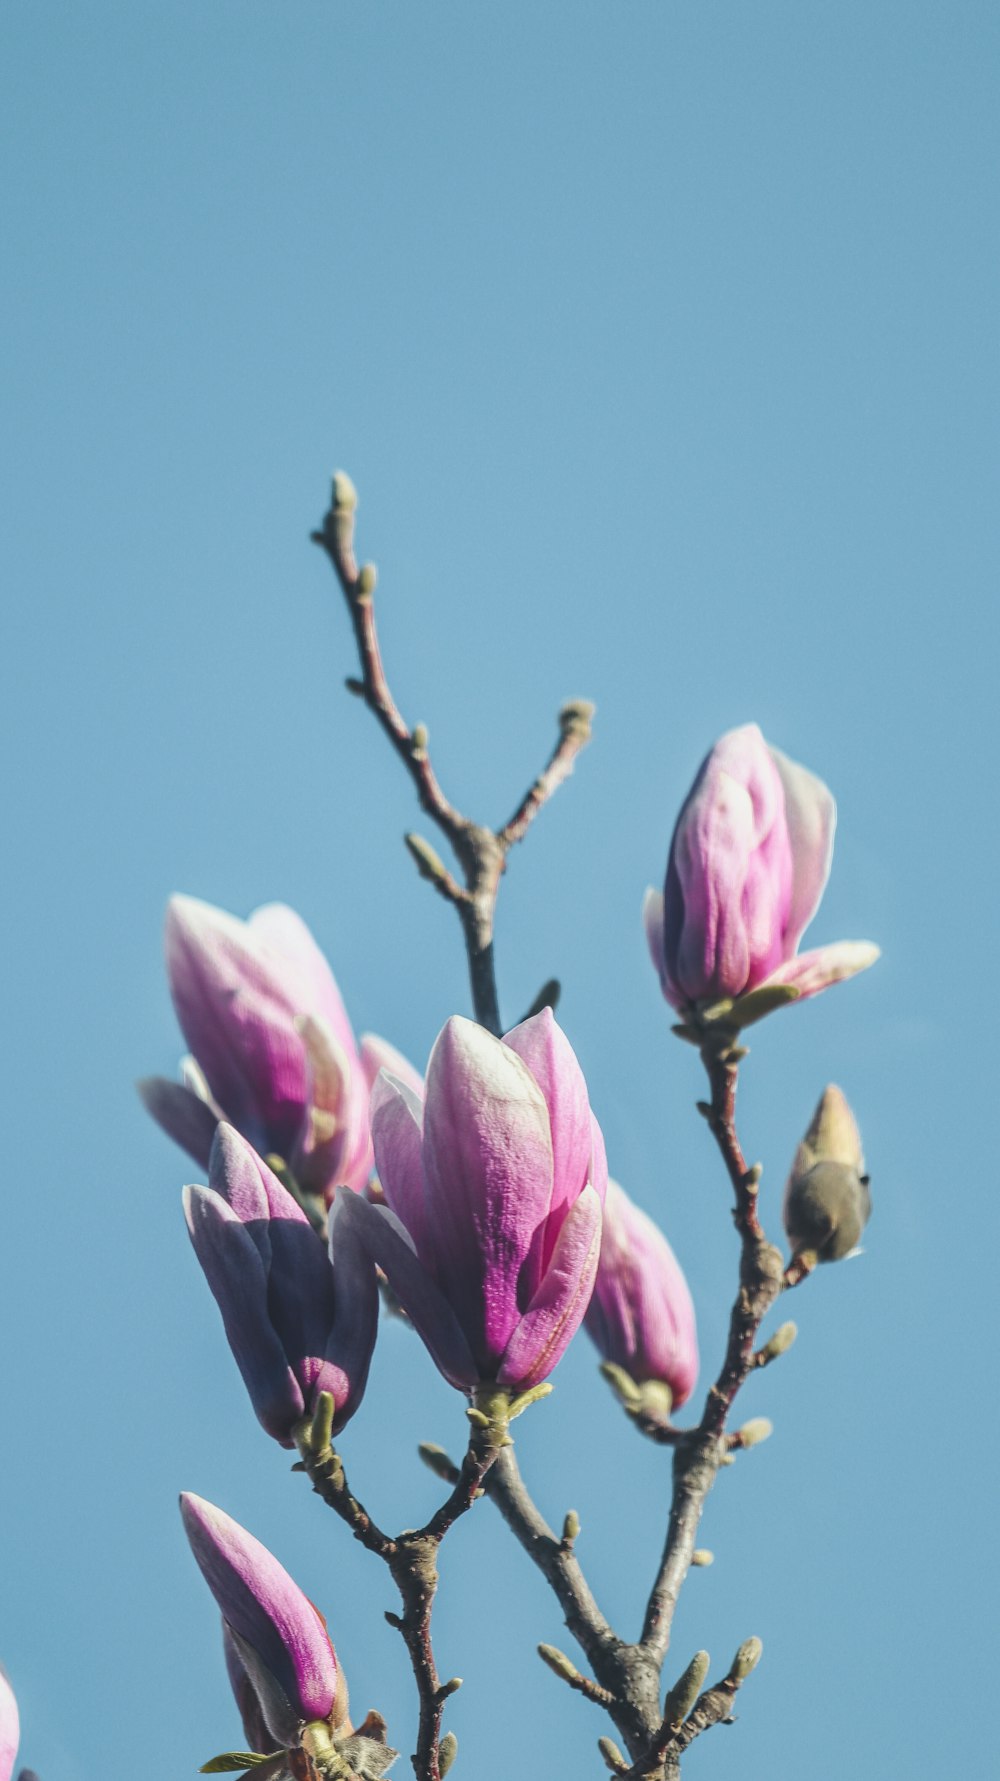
[1,4,997,1777]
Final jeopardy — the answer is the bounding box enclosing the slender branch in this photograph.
[482,1448,662,1758]
[498,699,595,847]
[639,1046,784,1679]
[312,474,594,1035]
[295,1398,499,1781]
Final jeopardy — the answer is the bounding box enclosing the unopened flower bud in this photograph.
[757,1321,798,1364]
[644,725,879,1022]
[784,1086,871,1263]
[562,1510,581,1545]
[0,1667,20,1781]
[736,1417,773,1449]
[342,1011,607,1396]
[690,1548,714,1567]
[438,1732,458,1776]
[729,1636,763,1682]
[663,1650,710,1725]
[597,1735,628,1773]
[538,1644,579,1683]
[585,1181,698,1409]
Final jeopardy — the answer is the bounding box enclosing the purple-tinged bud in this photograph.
[585,1180,699,1410]
[143,897,419,1204]
[180,1495,345,1745]
[644,725,879,1022]
[342,1010,606,1399]
[0,1669,19,1781]
[783,1085,871,1263]
[183,1126,378,1445]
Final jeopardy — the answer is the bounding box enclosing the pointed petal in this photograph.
[180,1495,339,1727]
[336,1193,478,1389]
[421,1017,555,1365]
[502,1008,594,1276]
[370,1072,427,1252]
[184,1184,305,1444]
[642,886,674,1003]
[0,1667,19,1781]
[248,903,358,1061]
[764,941,880,1002]
[321,1188,380,1431]
[360,1034,425,1101]
[663,726,792,1001]
[584,1180,699,1405]
[589,1112,609,1206]
[138,1076,219,1167]
[165,896,308,1160]
[497,1186,603,1389]
[768,746,837,952]
[208,1129,342,1421]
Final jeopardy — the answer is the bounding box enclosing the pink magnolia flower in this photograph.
[585,1180,698,1408]
[0,1668,19,1781]
[341,1010,607,1394]
[180,1494,348,1748]
[140,895,420,1203]
[644,724,878,1018]
[184,1126,378,1446]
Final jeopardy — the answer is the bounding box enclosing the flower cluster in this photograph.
[128,721,876,1769]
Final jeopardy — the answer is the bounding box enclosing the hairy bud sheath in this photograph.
[783,1085,871,1262]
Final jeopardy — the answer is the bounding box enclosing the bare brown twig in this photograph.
[312,473,594,1034]
[295,1397,499,1781]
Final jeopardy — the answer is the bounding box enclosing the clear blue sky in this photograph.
[1,4,996,1777]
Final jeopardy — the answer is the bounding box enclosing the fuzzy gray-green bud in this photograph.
[597,1736,628,1774]
[562,1509,581,1545]
[663,1650,710,1725]
[538,1643,579,1683]
[438,1733,458,1776]
[729,1636,763,1681]
[783,1086,870,1263]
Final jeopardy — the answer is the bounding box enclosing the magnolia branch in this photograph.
[296,1394,499,1781]
[312,474,594,1035]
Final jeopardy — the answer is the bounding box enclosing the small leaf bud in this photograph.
[663,1650,710,1725]
[729,1636,763,1682]
[690,1548,714,1567]
[757,1321,798,1365]
[736,1417,773,1449]
[438,1732,458,1777]
[538,1643,579,1683]
[417,1442,459,1483]
[562,1509,581,1545]
[597,1735,628,1774]
[331,470,358,512]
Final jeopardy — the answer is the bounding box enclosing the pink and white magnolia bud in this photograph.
[585,1180,698,1408]
[140,895,420,1204]
[0,1668,19,1781]
[341,1010,607,1395]
[783,1085,871,1262]
[643,725,879,1020]
[181,1494,347,1747]
[183,1127,378,1446]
